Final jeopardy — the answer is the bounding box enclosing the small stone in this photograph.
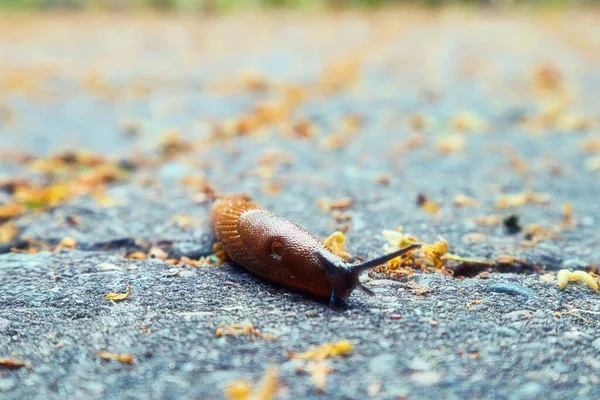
[390,313,403,320]
[502,310,533,321]
[410,371,441,386]
[407,357,430,371]
[95,262,121,271]
[179,270,195,279]
[165,268,180,277]
[369,354,398,376]
[515,382,543,398]
[0,378,16,392]
[82,381,105,396]
[487,283,535,297]
[563,331,594,342]
[592,338,600,351]
[496,327,518,337]
[0,318,10,331]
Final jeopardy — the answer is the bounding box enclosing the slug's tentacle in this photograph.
[349,243,422,274]
[357,284,375,296]
[314,243,421,302]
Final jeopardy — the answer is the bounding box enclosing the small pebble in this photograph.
[390,313,403,320]
[410,371,441,386]
[515,382,543,398]
[487,283,535,297]
[96,262,121,271]
[502,310,533,321]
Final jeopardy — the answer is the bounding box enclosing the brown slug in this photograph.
[211,196,421,305]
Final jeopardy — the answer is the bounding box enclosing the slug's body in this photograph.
[211,196,420,305]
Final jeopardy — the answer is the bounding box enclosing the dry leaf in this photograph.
[495,190,550,208]
[288,340,353,360]
[216,324,276,340]
[105,283,132,301]
[308,360,332,393]
[253,367,278,400]
[225,380,252,400]
[126,251,147,260]
[323,231,352,260]
[417,193,440,214]
[149,246,168,260]
[171,215,194,228]
[0,222,19,244]
[436,134,465,155]
[94,351,134,364]
[224,368,278,400]
[453,194,479,207]
[0,203,26,220]
[56,236,77,250]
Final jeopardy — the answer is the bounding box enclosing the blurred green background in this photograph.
[0,0,595,12]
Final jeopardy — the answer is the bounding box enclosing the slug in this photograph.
[211,196,421,305]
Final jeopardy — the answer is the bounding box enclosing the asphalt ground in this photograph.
[1,9,600,400]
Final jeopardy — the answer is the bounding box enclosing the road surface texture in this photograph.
[1,8,600,400]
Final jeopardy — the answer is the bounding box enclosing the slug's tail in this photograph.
[210,195,259,229]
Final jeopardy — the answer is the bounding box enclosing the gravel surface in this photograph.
[1,9,600,400]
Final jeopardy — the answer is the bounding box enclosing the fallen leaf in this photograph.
[453,194,479,207]
[308,360,332,393]
[224,367,278,400]
[105,283,132,301]
[0,222,19,244]
[215,324,276,340]
[126,251,147,260]
[56,236,77,250]
[225,380,252,400]
[288,340,353,360]
[323,231,352,260]
[94,351,134,364]
[0,203,26,220]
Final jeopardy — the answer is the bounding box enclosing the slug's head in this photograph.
[313,243,421,306]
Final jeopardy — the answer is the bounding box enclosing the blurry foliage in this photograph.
[0,0,594,11]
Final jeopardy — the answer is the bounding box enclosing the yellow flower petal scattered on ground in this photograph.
[0,222,19,244]
[56,236,77,250]
[417,193,440,214]
[126,251,147,260]
[105,283,132,301]
[495,190,550,208]
[557,269,598,290]
[323,231,352,260]
[171,215,194,228]
[0,203,26,220]
[215,324,276,340]
[420,239,448,269]
[224,368,278,400]
[308,360,333,393]
[453,194,479,207]
[288,340,353,360]
[450,111,488,133]
[225,380,252,400]
[94,351,135,364]
[253,367,278,400]
[436,134,465,155]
